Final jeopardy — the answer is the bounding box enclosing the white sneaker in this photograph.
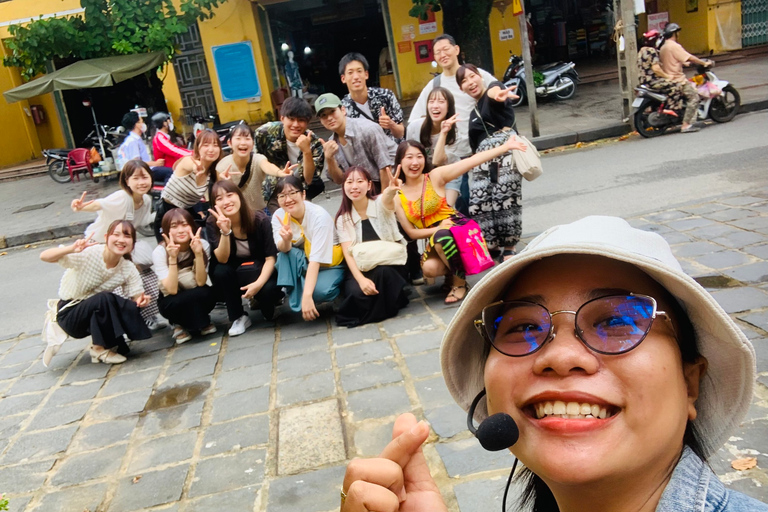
[228,315,252,337]
[146,314,169,331]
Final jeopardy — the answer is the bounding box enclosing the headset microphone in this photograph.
[467,388,520,451]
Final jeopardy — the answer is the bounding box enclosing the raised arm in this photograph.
[209,206,232,263]
[432,114,457,166]
[433,134,527,186]
[71,192,101,213]
[40,233,94,263]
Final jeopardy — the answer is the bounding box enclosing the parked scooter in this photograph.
[190,115,246,154]
[502,53,579,107]
[44,126,123,183]
[633,62,740,138]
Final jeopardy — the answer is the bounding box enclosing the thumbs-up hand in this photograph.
[378,107,394,130]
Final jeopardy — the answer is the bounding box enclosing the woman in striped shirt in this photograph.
[153,129,222,241]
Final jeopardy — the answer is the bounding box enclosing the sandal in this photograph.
[499,249,517,263]
[441,274,455,292]
[445,284,468,304]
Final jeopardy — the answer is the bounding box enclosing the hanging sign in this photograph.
[512,0,524,16]
[211,41,262,102]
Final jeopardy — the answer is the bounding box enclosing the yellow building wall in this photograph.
[489,6,524,79]
[28,92,67,150]
[196,0,275,124]
[708,0,742,52]
[660,0,711,54]
[0,52,42,166]
[160,63,184,127]
[0,0,82,38]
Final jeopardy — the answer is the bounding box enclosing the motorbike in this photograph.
[633,62,740,138]
[502,53,579,107]
[190,115,246,155]
[44,126,123,183]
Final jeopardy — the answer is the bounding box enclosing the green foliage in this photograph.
[0,493,8,511]
[409,0,442,21]
[3,0,225,80]
[533,71,544,87]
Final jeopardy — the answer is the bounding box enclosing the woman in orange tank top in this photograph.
[394,138,526,303]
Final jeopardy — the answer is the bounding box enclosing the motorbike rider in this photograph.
[117,111,173,182]
[659,23,712,133]
[636,30,683,118]
[151,112,192,175]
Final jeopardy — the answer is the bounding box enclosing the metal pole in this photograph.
[617,0,639,125]
[517,10,540,137]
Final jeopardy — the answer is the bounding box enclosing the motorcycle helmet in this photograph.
[151,112,171,130]
[643,29,661,47]
[663,22,681,39]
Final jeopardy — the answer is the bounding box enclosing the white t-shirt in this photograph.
[405,118,460,165]
[355,100,373,118]
[152,240,211,284]
[407,68,496,157]
[286,140,301,165]
[84,190,152,240]
[271,201,338,265]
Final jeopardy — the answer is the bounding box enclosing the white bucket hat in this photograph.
[441,215,755,459]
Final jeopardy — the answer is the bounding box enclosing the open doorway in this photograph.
[265,0,390,99]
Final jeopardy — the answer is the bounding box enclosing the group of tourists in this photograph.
[42,32,529,365]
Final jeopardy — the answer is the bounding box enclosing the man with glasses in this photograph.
[315,93,397,194]
[254,97,325,210]
[338,52,405,144]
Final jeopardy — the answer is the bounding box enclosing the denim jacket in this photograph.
[657,446,768,511]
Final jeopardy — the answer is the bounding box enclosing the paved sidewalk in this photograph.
[0,188,766,511]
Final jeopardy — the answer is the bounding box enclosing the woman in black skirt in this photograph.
[207,180,281,337]
[458,63,523,262]
[39,220,152,364]
[152,209,216,344]
[335,166,409,327]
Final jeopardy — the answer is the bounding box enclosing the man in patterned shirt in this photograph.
[339,53,405,144]
[254,97,325,210]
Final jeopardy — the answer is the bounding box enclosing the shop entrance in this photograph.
[526,0,616,70]
[264,0,390,99]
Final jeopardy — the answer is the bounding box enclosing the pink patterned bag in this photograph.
[450,220,495,275]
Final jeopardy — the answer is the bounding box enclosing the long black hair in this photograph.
[335,166,376,225]
[394,140,432,182]
[420,87,456,148]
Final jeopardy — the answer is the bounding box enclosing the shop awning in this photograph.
[3,51,166,103]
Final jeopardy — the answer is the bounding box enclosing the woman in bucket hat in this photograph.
[340,216,765,512]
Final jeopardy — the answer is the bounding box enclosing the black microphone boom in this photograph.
[467,389,520,451]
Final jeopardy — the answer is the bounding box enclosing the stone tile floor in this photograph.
[0,190,766,511]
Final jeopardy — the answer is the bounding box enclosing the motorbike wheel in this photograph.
[709,85,740,123]
[553,76,576,100]
[510,84,526,107]
[634,105,665,139]
[48,161,71,183]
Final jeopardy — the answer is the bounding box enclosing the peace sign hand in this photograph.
[192,159,208,179]
[383,165,402,200]
[495,87,520,102]
[189,227,204,256]
[281,162,299,176]
[208,205,232,233]
[219,164,242,181]
[71,192,95,212]
[71,232,95,253]
[440,114,458,135]
[162,232,180,262]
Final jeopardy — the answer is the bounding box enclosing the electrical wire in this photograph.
[502,457,519,511]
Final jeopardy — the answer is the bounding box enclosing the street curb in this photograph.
[2,221,91,249]
[532,97,768,152]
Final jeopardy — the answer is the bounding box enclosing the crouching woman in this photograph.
[39,220,152,364]
[153,209,216,344]
[271,176,345,321]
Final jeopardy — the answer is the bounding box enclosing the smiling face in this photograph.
[280,116,308,143]
[433,39,460,70]
[459,69,485,99]
[318,107,345,133]
[105,223,135,256]
[168,216,192,245]
[126,167,152,196]
[214,189,241,218]
[276,184,306,217]
[399,145,426,181]
[341,60,369,93]
[343,170,372,203]
[229,131,254,159]
[427,91,449,123]
[197,139,221,163]
[484,255,702,492]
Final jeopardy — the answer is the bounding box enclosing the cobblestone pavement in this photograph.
[0,190,766,511]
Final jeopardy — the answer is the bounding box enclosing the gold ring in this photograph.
[340,489,347,506]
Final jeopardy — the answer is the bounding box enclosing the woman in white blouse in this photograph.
[70,160,166,330]
[153,209,216,344]
[335,166,409,327]
[39,220,152,365]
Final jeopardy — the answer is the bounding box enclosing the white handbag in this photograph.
[41,299,69,367]
[512,134,543,181]
[351,241,407,272]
